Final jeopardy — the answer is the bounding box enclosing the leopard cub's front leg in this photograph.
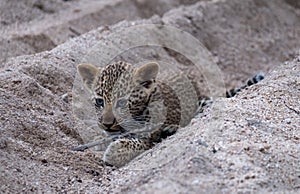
[103,138,153,167]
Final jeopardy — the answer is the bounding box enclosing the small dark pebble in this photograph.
[41,159,48,163]
[212,147,217,153]
[245,175,255,179]
[87,169,100,176]
[16,168,22,172]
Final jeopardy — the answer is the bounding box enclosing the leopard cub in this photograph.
[77,61,194,167]
[77,61,264,167]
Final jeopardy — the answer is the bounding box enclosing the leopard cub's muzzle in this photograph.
[99,104,123,133]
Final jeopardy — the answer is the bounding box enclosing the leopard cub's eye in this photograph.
[140,80,152,89]
[95,98,104,108]
[116,98,127,108]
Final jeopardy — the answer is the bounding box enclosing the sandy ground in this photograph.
[0,0,200,65]
[0,0,299,193]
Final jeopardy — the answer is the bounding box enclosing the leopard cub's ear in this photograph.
[134,62,159,84]
[77,63,100,91]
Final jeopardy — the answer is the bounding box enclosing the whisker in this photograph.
[71,123,163,151]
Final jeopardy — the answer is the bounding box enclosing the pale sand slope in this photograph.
[0,0,200,65]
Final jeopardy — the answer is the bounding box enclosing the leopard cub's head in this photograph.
[77,61,159,134]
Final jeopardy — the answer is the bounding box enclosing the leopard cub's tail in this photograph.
[226,72,265,98]
[196,72,265,115]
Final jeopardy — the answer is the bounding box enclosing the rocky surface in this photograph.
[0,0,299,193]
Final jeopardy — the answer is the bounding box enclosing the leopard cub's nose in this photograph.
[103,122,114,129]
[102,119,116,129]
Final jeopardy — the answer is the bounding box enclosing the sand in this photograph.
[0,0,299,193]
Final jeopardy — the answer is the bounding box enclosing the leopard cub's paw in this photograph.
[103,138,148,167]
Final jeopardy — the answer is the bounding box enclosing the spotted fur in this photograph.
[77,61,264,167]
[226,72,264,98]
